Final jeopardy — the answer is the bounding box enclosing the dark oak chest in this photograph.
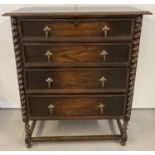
[3,6,151,148]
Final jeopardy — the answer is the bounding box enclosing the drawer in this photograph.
[23,43,131,67]
[27,95,126,119]
[19,18,133,38]
[25,68,128,93]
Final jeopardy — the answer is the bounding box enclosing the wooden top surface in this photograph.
[3,6,152,17]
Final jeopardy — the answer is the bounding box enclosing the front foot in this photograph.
[25,134,32,148]
[120,132,127,146]
[26,143,32,148]
[120,139,126,146]
[120,120,128,146]
[25,122,32,148]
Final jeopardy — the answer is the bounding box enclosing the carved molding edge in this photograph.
[125,16,143,121]
[11,17,28,122]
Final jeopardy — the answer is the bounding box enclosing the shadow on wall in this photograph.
[0,18,20,108]
[133,15,155,108]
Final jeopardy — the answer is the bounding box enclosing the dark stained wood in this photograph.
[29,120,36,136]
[24,68,128,91]
[116,119,123,133]
[29,115,123,120]
[21,36,132,43]
[26,89,127,94]
[27,95,125,118]
[25,63,130,68]
[19,18,133,38]
[31,135,121,142]
[5,7,151,147]
[23,43,131,65]
[2,6,152,17]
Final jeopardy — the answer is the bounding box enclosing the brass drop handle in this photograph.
[98,103,106,114]
[43,25,51,38]
[102,25,110,37]
[45,50,53,62]
[99,76,107,87]
[100,50,109,61]
[48,104,55,115]
[46,77,53,88]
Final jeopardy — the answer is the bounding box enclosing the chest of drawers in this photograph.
[3,6,151,148]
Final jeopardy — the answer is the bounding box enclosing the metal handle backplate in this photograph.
[46,77,53,88]
[98,103,106,114]
[102,25,110,37]
[48,104,55,115]
[43,25,51,38]
[100,50,109,61]
[45,50,53,62]
[99,76,107,87]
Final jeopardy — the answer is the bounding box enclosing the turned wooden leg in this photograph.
[25,121,32,148]
[120,120,128,146]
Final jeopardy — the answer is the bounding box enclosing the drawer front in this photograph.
[23,43,130,66]
[20,19,133,38]
[27,95,125,119]
[25,68,128,92]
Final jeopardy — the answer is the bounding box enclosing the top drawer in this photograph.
[19,18,133,39]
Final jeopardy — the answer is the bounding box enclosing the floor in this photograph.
[0,109,154,151]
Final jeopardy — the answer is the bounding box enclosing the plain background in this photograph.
[0,4,155,108]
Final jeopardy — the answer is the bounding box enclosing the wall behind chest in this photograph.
[0,4,154,108]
